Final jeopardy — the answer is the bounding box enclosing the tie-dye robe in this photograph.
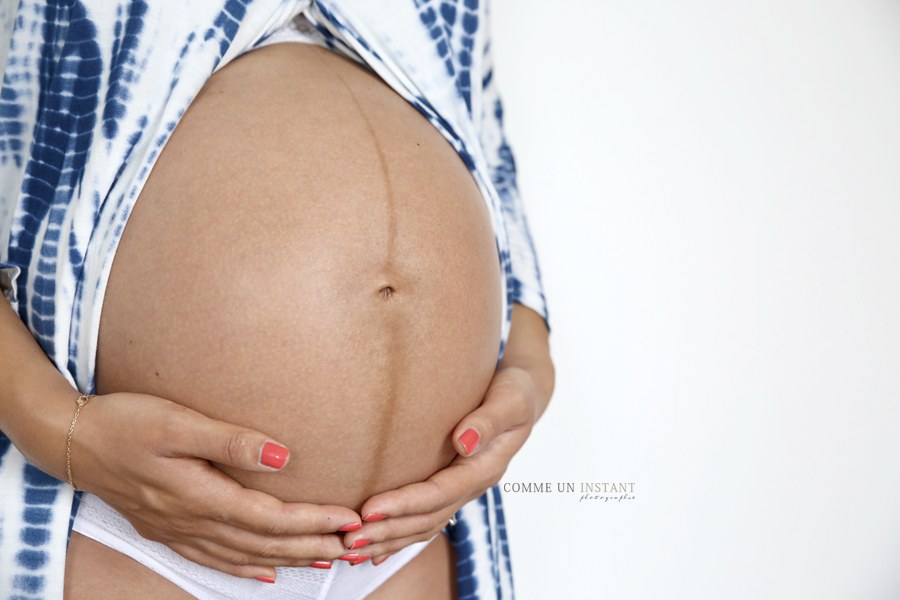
[0,1,548,598]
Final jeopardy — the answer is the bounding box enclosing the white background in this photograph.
[492,1,900,598]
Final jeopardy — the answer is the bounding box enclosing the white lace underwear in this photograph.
[73,493,435,600]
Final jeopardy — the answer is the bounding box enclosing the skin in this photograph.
[0,43,554,598]
[0,293,551,597]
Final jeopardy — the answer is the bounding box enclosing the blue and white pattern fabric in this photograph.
[0,1,547,598]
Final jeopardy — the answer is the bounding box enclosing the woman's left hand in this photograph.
[343,304,554,564]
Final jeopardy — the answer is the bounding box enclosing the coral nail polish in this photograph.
[373,556,389,566]
[255,577,276,584]
[459,429,480,455]
[311,561,332,569]
[351,555,371,566]
[363,513,386,521]
[339,554,360,561]
[260,442,289,469]
[339,522,362,532]
[349,539,370,550]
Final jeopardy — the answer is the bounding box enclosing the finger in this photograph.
[186,531,346,567]
[361,528,446,559]
[343,507,462,550]
[161,407,292,472]
[358,462,474,520]
[220,491,362,538]
[452,372,536,457]
[356,427,530,526]
[167,541,276,580]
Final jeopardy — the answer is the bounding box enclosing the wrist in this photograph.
[499,304,555,421]
[1,298,82,480]
[5,368,81,482]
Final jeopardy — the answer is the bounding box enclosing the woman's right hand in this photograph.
[69,392,362,580]
[1,300,358,580]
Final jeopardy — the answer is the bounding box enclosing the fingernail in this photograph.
[349,539,370,550]
[351,555,371,566]
[339,522,362,532]
[260,442,289,469]
[373,556,389,566]
[339,554,360,561]
[363,513,386,522]
[311,561,332,569]
[255,576,276,583]
[459,429,480,455]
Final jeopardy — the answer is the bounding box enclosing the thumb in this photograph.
[167,409,290,472]
[452,373,535,458]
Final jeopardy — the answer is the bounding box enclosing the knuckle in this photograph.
[316,535,342,559]
[179,494,203,516]
[223,562,250,577]
[424,480,449,511]
[414,519,438,537]
[202,499,230,524]
[232,552,255,567]
[287,505,322,533]
[159,410,191,448]
[482,417,499,440]
[475,416,498,441]
[313,536,333,558]
[255,538,283,560]
[257,506,286,536]
[291,559,316,568]
[180,491,214,520]
[512,392,532,421]
[259,520,280,537]
[170,517,200,536]
[223,431,252,466]
[134,485,164,513]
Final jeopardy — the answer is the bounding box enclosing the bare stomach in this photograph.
[95,43,502,515]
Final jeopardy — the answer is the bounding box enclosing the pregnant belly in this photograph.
[95,43,502,512]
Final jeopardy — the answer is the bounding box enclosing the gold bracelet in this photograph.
[66,394,95,491]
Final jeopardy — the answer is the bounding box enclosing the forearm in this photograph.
[0,298,80,480]
[498,302,555,422]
